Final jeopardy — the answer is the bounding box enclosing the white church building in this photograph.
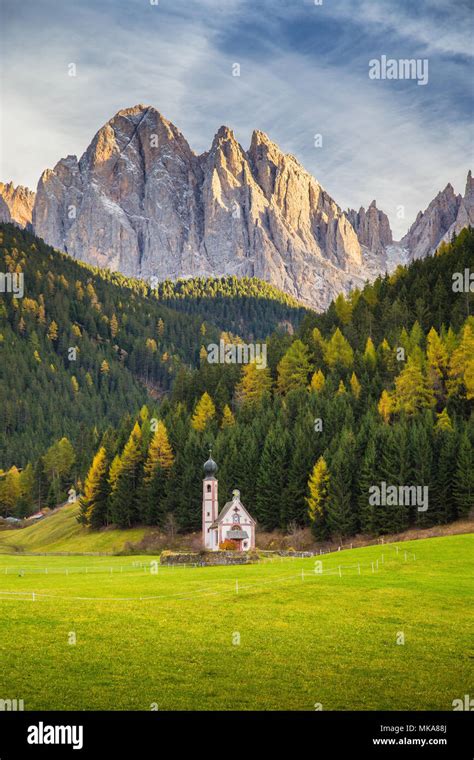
[202,451,256,552]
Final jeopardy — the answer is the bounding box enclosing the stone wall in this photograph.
[160,550,258,566]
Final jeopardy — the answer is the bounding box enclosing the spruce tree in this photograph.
[431,428,456,523]
[276,340,311,394]
[78,447,109,528]
[453,432,474,518]
[140,421,174,525]
[235,361,272,405]
[357,436,377,534]
[394,355,436,415]
[326,430,357,538]
[109,423,144,528]
[323,328,354,369]
[283,411,320,527]
[255,423,289,529]
[306,456,330,540]
[191,392,216,432]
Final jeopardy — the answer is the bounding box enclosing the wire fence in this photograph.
[0,546,417,605]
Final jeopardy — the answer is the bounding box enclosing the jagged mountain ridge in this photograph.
[401,171,474,260]
[347,201,393,255]
[31,105,370,310]
[0,181,35,227]
[2,105,472,309]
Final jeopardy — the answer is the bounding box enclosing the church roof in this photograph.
[203,455,218,478]
[210,496,256,528]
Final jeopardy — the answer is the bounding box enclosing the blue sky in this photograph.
[1,0,472,237]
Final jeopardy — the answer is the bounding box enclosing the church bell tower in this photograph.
[202,448,219,550]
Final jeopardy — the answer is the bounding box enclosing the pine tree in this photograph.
[191,392,216,431]
[350,372,361,399]
[140,421,174,525]
[465,360,474,401]
[453,432,474,518]
[377,390,393,424]
[448,323,474,398]
[323,328,354,369]
[431,428,456,523]
[221,404,236,428]
[306,456,330,540]
[47,320,58,341]
[326,430,357,538]
[110,313,119,338]
[426,327,448,404]
[309,369,325,393]
[357,437,377,534]
[409,419,434,527]
[377,424,410,534]
[0,466,21,517]
[334,293,353,325]
[282,411,320,527]
[276,340,311,394]
[363,337,377,370]
[394,355,436,415]
[434,409,453,434]
[109,422,144,528]
[42,437,76,504]
[171,432,204,532]
[255,423,289,529]
[78,447,109,528]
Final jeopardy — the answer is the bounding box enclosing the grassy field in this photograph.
[0,533,472,711]
[0,503,151,554]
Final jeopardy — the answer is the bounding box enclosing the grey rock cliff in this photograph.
[401,177,472,260]
[24,104,472,308]
[0,182,35,227]
[347,201,393,255]
[32,105,374,309]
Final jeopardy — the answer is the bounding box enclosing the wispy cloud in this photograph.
[1,0,471,238]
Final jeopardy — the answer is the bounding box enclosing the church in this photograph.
[202,451,256,552]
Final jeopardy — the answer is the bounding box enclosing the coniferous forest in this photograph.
[0,223,473,538]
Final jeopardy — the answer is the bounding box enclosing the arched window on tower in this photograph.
[207,484,211,493]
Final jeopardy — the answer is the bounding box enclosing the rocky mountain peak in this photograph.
[465,169,473,200]
[346,200,392,255]
[8,104,471,310]
[0,181,35,227]
[402,180,464,259]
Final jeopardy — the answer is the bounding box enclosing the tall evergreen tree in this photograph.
[276,340,311,394]
[453,432,474,518]
[255,423,289,529]
[140,420,174,525]
[306,456,330,540]
[326,430,357,538]
[109,423,144,528]
[78,447,110,528]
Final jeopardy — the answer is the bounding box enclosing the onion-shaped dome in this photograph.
[203,451,218,478]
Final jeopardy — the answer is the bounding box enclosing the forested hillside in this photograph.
[1,226,473,539]
[0,224,304,470]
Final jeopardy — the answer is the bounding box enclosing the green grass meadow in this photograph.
[0,534,472,711]
[0,503,150,554]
